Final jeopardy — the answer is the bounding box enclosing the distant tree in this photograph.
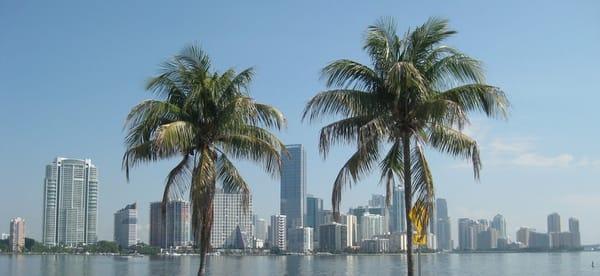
[0,239,8,252]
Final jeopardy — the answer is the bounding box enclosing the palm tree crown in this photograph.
[123,45,286,275]
[304,17,509,275]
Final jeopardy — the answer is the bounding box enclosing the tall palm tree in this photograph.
[303,17,509,276]
[123,45,286,275]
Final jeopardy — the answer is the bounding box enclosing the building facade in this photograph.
[319,223,347,253]
[569,217,581,248]
[491,214,507,239]
[390,186,406,233]
[114,203,137,248]
[42,157,98,246]
[306,195,323,231]
[547,213,561,233]
[149,201,191,248]
[436,198,452,251]
[360,212,385,242]
[253,217,268,242]
[270,215,287,251]
[288,227,313,253]
[211,190,253,249]
[9,217,25,252]
[341,214,357,247]
[280,144,306,230]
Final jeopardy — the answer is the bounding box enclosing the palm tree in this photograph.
[123,45,286,275]
[303,17,509,276]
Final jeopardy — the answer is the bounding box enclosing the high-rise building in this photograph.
[360,212,385,241]
[491,214,507,239]
[42,157,98,246]
[350,206,389,236]
[368,194,385,208]
[270,215,287,251]
[288,227,313,253]
[529,231,550,249]
[516,227,531,247]
[477,228,499,250]
[280,144,306,230]
[390,186,406,233]
[547,213,561,233]
[306,195,323,230]
[1,233,9,240]
[149,201,191,248]
[341,214,357,247]
[253,217,268,242]
[9,217,25,253]
[114,203,138,249]
[319,223,347,253]
[569,218,581,248]
[436,198,452,251]
[211,190,253,249]
[458,218,476,251]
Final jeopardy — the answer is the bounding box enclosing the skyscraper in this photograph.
[368,194,385,208]
[341,214,357,247]
[253,217,268,241]
[42,157,98,246]
[516,227,531,247]
[270,215,287,251]
[319,222,347,253]
[547,213,561,233]
[360,212,385,241]
[491,214,507,239]
[149,201,191,248]
[569,217,581,248]
[280,144,306,230]
[211,190,253,249]
[288,227,313,253]
[306,195,323,230]
[436,198,452,251]
[9,217,25,253]
[458,218,476,251]
[114,203,138,249]
[390,186,406,233]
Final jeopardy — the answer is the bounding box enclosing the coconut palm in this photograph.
[123,45,286,275]
[303,17,509,276]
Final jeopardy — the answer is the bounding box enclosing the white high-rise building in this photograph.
[270,215,287,251]
[211,190,253,249]
[547,213,561,233]
[360,212,385,241]
[114,203,138,249]
[341,214,357,247]
[42,157,98,246]
[9,217,25,252]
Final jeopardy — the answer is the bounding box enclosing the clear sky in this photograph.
[1,1,599,245]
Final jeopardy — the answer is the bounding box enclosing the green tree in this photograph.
[304,17,509,276]
[123,45,286,275]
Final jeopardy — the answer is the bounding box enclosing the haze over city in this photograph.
[1,0,599,249]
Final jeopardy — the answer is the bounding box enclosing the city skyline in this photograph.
[1,1,600,246]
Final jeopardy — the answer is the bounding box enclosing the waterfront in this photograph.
[1,252,598,276]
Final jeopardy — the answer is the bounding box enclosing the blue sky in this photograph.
[1,1,599,244]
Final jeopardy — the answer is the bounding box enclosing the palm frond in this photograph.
[428,125,481,179]
[217,153,250,210]
[438,84,510,119]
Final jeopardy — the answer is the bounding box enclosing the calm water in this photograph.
[1,252,599,276]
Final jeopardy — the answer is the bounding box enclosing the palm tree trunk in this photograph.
[402,133,414,276]
[197,194,214,276]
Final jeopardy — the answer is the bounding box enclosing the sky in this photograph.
[1,1,599,245]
